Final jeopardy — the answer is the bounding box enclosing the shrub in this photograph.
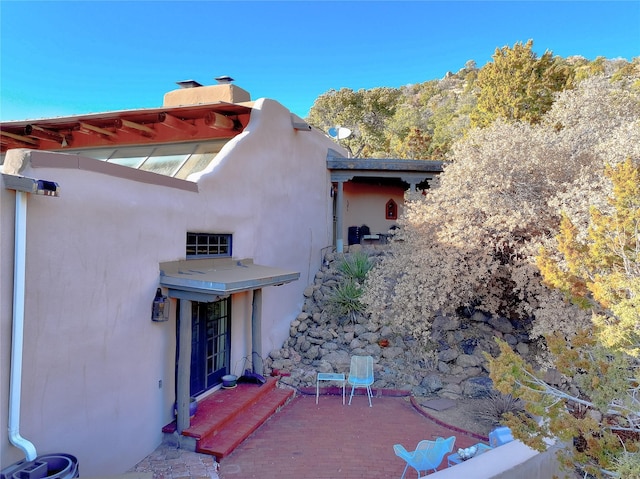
[338,251,372,282]
[327,279,366,324]
[475,392,524,426]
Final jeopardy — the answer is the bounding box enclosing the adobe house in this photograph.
[0,78,441,474]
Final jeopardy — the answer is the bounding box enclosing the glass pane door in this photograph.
[190,298,231,396]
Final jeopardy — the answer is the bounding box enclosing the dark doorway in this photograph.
[190,298,231,396]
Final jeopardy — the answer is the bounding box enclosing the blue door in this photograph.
[190,298,231,397]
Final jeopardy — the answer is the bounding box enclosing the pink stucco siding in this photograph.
[0,98,344,474]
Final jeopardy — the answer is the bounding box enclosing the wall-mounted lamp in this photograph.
[151,288,169,322]
[2,174,60,197]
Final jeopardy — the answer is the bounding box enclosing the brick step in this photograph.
[184,378,278,439]
[196,386,294,459]
[162,377,280,436]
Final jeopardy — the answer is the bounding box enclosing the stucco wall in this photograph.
[342,182,405,242]
[0,98,341,474]
[428,440,567,479]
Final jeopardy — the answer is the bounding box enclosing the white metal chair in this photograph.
[394,436,456,478]
[347,355,374,407]
[489,426,514,447]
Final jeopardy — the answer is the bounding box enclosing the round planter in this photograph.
[222,374,238,388]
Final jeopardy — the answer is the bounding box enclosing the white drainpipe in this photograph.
[8,190,37,460]
[3,174,59,461]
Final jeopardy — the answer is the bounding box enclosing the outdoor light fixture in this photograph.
[2,174,60,196]
[151,288,169,322]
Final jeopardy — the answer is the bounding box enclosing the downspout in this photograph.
[8,190,37,460]
[3,173,59,461]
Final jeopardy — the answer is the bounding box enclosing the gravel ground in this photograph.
[416,396,495,438]
[128,442,220,479]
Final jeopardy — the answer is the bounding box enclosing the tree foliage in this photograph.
[358,67,639,475]
[306,87,401,157]
[538,159,640,355]
[490,159,640,478]
[306,42,636,160]
[362,74,640,342]
[470,40,574,127]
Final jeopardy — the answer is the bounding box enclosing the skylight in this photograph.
[69,140,229,179]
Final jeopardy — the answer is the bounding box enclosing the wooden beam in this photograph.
[251,289,264,375]
[157,113,197,135]
[25,124,65,142]
[177,299,193,433]
[0,130,39,145]
[78,122,117,138]
[115,118,156,137]
[204,111,235,130]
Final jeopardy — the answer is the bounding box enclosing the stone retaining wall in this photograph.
[265,245,538,399]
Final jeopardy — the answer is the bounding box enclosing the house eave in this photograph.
[159,257,300,298]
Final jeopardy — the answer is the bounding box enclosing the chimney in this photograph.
[163,76,251,107]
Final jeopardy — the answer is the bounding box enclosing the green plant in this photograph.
[327,279,366,324]
[475,392,524,426]
[338,251,372,282]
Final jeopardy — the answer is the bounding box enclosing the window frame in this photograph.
[186,232,232,258]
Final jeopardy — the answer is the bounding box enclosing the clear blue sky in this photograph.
[1,1,638,122]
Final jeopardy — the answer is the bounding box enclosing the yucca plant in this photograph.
[476,392,524,426]
[327,279,366,324]
[338,251,372,282]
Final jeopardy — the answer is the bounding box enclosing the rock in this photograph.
[421,374,444,393]
[515,342,529,355]
[380,325,393,337]
[438,362,451,374]
[432,315,460,331]
[456,354,482,368]
[365,344,382,356]
[543,369,564,386]
[321,342,338,352]
[381,346,403,359]
[460,338,477,355]
[358,332,379,344]
[269,349,282,360]
[315,360,335,373]
[488,316,513,334]
[460,366,483,379]
[440,383,463,399]
[305,345,321,360]
[463,376,494,398]
[438,348,459,362]
[471,311,489,322]
[321,350,351,369]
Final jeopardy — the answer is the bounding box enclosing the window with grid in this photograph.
[186,233,232,258]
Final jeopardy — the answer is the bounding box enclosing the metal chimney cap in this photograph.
[176,80,203,89]
[214,76,234,84]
